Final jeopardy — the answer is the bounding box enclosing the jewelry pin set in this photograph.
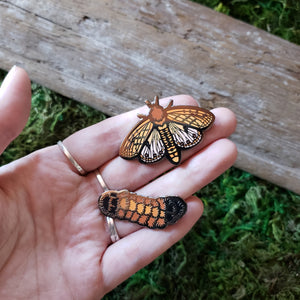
[58,96,215,242]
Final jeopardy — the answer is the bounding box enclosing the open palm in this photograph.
[0,67,237,299]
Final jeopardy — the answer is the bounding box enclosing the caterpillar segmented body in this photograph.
[98,190,187,229]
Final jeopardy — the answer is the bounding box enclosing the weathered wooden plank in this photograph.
[0,0,299,193]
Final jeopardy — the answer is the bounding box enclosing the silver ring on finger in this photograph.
[95,169,120,243]
[57,141,87,176]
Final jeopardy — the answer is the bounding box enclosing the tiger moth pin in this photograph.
[119,96,215,165]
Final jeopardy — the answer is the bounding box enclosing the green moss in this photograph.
[193,0,300,45]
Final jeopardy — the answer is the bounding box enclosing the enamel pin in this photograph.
[98,190,187,229]
[119,96,215,165]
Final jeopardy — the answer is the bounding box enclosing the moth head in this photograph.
[138,96,174,123]
[142,96,166,124]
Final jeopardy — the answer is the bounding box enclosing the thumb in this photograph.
[0,66,31,155]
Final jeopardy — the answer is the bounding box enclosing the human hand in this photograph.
[0,67,237,299]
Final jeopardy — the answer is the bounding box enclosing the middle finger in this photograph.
[97,107,235,192]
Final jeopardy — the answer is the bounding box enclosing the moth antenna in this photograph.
[167,99,174,108]
[137,113,147,120]
[145,100,152,108]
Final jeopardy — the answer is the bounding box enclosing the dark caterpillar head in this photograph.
[164,196,187,225]
[98,192,119,218]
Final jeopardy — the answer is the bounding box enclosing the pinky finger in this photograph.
[101,195,204,293]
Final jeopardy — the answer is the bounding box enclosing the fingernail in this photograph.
[9,65,17,72]
[1,65,18,90]
[0,66,18,97]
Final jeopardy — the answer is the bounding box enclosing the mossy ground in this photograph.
[1,1,299,299]
[194,0,300,44]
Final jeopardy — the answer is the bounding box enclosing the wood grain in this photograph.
[0,0,299,193]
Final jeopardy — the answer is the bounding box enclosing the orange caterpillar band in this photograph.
[98,190,187,229]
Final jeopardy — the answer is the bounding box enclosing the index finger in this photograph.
[62,95,201,171]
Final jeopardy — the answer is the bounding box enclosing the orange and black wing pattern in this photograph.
[166,106,215,130]
[119,118,153,159]
[119,96,215,165]
[98,190,187,229]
